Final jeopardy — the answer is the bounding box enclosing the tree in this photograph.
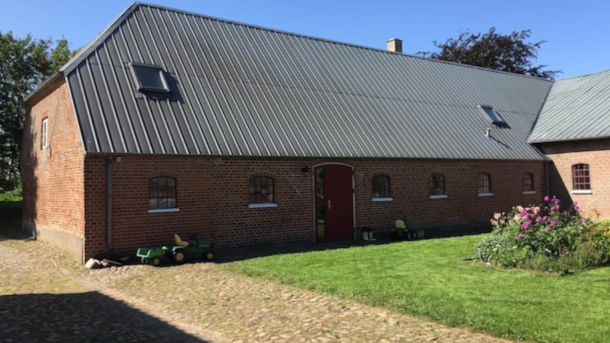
[0,32,74,191]
[419,27,560,80]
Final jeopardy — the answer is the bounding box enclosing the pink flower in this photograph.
[531,206,540,214]
[551,198,560,205]
[544,195,550,202]
[574,205,581,212]
[490,219,498,225]
[536,216,543,222]
[551,220,557,226]
[545,226,551,233]
[518,233,525,239]
[493,212,502,220]
[521,220,531,231]
[542,216,548,221]
[520,210,528,217]
[550,206,557,212]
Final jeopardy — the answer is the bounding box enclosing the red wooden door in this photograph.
[315,164,354,242]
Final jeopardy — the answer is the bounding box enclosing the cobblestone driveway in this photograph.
[0,231,512,343]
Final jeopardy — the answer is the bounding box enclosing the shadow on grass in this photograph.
[213,225,492,264]
[0,292,209,342]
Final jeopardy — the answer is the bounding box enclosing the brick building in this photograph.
[21,3,608,262]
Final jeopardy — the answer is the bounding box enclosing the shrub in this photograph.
[474,196,610,273]
[473,235,510,263]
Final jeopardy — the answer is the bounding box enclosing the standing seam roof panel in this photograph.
[64,3,552,160]
[530,70,610,143]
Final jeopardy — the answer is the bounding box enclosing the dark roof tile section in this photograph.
[64,3,552,160]
[529,70,610,143]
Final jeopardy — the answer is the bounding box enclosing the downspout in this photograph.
[544,160,551,197]
[107,156,113,250]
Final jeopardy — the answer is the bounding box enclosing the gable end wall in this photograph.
[21,77,86,262]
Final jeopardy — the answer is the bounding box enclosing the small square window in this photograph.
[572,164,590,190]
[372,175,390,198]
[250,177,274,204]
[41,118,49,149]
[478,173,491,194]
[130,62,170,92]
[431,174,445,195]
[149,177,177,210]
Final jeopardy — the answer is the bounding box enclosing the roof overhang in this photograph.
[23,72,64,104]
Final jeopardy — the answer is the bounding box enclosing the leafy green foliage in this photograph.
[475,196,610,273]
[419,27,560,79]
[0,32,75,191]
[472,234,509,262]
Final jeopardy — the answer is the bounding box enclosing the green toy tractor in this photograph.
[136,234,215,266]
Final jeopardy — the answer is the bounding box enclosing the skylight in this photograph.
[477,105,505,126]
[130,62,170,93]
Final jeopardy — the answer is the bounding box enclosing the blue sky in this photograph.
[1,0,608,79]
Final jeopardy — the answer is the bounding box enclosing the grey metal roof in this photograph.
[529,70,610,143]
[63,2,552,160]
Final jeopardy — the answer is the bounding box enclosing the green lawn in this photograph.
[232,236,610,343]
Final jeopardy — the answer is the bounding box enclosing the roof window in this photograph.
[130,62,169,92]
[477,105,505,126]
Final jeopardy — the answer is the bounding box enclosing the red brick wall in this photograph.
[539,139,610,219]
[83,155,544,258]
[21,77,86,261]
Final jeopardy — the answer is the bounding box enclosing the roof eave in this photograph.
[23,72,64,104]
[529,135,610,144]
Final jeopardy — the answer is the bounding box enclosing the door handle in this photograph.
[328,200,333,210]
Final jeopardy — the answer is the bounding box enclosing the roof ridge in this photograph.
[97,2,554,83]
[556,69,610,82]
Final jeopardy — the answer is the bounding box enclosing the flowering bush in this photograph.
[473,196,610,273]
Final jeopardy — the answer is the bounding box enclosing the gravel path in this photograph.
[0,233,513,343]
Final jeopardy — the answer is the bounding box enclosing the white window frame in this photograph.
[42,118,49,149]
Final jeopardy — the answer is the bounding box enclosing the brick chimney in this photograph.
[386,38,402,53]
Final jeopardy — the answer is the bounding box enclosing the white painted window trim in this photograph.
[248,203,278,209]
[522,191,536,195]
[478,192,494,197]
[148,208,180,213]
[42,118,49,149]
[571,189,592,195]
[372,197,393,202]
[429,194,448,199]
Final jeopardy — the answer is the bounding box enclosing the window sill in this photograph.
[372,197,393,202]
[478,192,493,197]
[522,191,536,195]
[429,194,448,199]
[248,203,278,209]
[148,208,180,213]
[571,190,592,195]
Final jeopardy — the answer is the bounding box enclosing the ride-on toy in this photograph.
[136,234,215,266]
